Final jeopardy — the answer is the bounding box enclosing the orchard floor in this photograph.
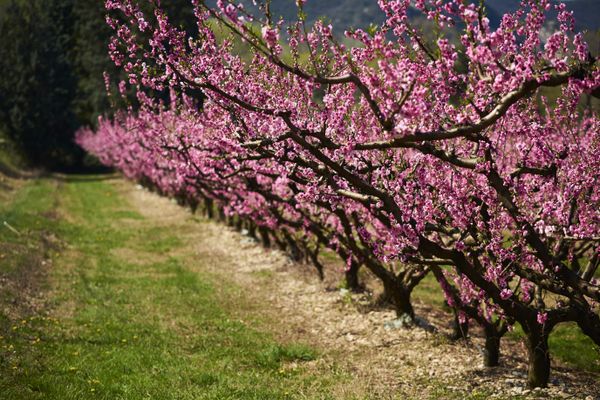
[0,174,598,400]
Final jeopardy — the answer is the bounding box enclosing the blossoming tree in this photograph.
[79,0,600,388]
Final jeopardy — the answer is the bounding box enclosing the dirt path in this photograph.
[117,179,599,400]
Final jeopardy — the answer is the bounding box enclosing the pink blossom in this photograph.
[500,289,513,300]
[261,26,279,48]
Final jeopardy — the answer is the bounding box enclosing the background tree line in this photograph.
[0,0,196,170]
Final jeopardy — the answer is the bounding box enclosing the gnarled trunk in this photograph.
[382,280,415,320]
[284,233,303,262]
[258,226,271,248]
[450,308,469,340]
[247,221,257,239]
[204,198,214,219]
[524,327,550,388]
[189,198,199,214]
[273,233,287,252]
[575,309,600,347]
[483,325,501,367]
[307,250,324,280]
[218,206,226,222]
[345,260,362,292]
[394,289,415,320]
[235,217,243,231]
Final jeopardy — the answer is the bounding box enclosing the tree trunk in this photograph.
[284,234,302,262]
[345,261,362,292]
[383,280,415,320]
[189,199,198,214]
[575,309,600,347]
[394,290,415,320]
[307,250,324,280]
[450,308,469,340]
[273,234,287,252]
[258,226,271,248]
[218,206,226,222]
[247,222,257,239]
[482,325,501,367]
[205,198,214,219]
[235,218,243,231]
[525,328,550,388]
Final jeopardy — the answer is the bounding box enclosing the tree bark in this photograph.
[205,198,214,219]
[525,327,550,388]
[247,221,257,239]
[394,289,415,320]
[273,233,287,252]
[345,260,362,292]
[450,308,469,340]
[382,280,415,320]
[258,226,271,248]
[575,308,600,347]
[284,234,302,262]
[482,325,501,367]
[307,250,324,280]
[189,198,198,214]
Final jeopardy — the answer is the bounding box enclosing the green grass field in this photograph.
[0,176,352,400]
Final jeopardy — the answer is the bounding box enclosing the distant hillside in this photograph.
[223,0,600,32]
[486,0,600,31]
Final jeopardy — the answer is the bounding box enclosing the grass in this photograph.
[0,175,351,400]
[0,178,58,277]
[549,324,600,373]
[412,273,446,309]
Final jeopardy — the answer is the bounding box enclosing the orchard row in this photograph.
[78,0,600,388]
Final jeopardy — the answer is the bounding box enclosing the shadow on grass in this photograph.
[51,173,119,183]
[50,165,119,183]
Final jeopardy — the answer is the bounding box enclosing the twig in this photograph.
[3,221,21,236]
